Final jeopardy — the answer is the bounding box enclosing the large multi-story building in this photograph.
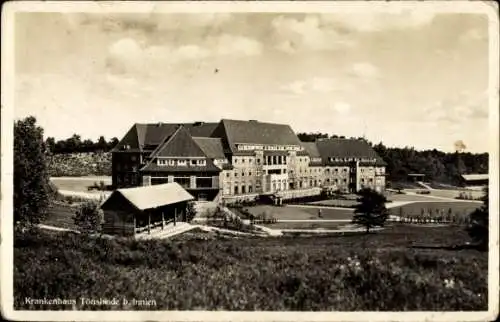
[112,119,386,201]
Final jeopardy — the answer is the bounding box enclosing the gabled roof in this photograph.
[101,182,194,211]
[192,137,226,159]
[149,126,207,159]
[214,119,302,153]
[112,122,218,152]
[300,142,321,158]
[316,138,386,166]
[462,174,488,181]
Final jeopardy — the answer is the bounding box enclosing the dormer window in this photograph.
[197,159,206,166]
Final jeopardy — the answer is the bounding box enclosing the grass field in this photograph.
[50,176,112,193]
[14,225,487,311]
[246,205,354,220]
[262,222,343,230]
[388,201,480,217]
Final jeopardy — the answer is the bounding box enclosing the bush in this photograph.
[73,200,104,234]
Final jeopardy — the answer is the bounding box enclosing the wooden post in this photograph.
[174,207,177,226]
[148,211,151,235]
[161,211,165,230]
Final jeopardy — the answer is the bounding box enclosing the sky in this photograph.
[13,8,491,153]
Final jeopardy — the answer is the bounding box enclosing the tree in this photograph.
[466,186,488,250]
[45,137,56,154]
[14,116,52,227]
[96,136,108,152]
[73,200,104,234]
[352,188,388,233]
[108,137,119,151]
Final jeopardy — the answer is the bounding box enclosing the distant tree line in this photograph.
[45,135,119,154]
[297,132,488,185]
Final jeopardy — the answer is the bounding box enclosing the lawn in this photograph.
[262,222,343,230]
[386,193,447,202]
[50,176,112,193]
[14,225,487,311]
[388,201,481,217]
[246,205,354,220]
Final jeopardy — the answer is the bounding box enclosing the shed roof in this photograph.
[101,183,194,211]
[461,174,488,181]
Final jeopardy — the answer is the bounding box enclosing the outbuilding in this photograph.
[100,182,195,237]
[460,174,488,187]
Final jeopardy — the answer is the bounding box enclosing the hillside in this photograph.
[48,152,111,177]
[14,225,487,311]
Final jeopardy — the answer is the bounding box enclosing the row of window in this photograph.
[156,159,207,166]
[236,144,302,151]
[328,157,378,163]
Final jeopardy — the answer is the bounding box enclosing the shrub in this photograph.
[73,200,104,234]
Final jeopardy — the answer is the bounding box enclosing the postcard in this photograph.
[1,1,499,321]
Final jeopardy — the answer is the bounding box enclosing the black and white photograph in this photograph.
[1,1,499,321]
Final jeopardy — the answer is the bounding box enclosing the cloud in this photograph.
[211,34,263,56]
[332,102,352,115]
[319,11,436,32]
[281,77,349,95]
[424,91,488,124]
[65,13,234,34]
[459,27,488,43]
[105,34,262,75]
[271,15,355,54]
[349,62,380,79]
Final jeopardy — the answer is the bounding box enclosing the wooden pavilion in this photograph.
[100,182,195,237]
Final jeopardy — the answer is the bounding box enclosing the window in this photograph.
[235,173,238,177]
[197,159,206,166]
[249,172,252,176]
[242,186,246,194]
[234,186,239,195]
[226,172,230,178]
[283,169,286,174]
[178,160,187,166]
[168,160,175,166]
[191,160,197,166]
[242,172,245,177]
[249,185,253,193]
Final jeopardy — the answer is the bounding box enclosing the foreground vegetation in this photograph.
[15,225,487,311]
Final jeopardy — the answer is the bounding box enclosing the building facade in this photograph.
[112,119,387,200]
